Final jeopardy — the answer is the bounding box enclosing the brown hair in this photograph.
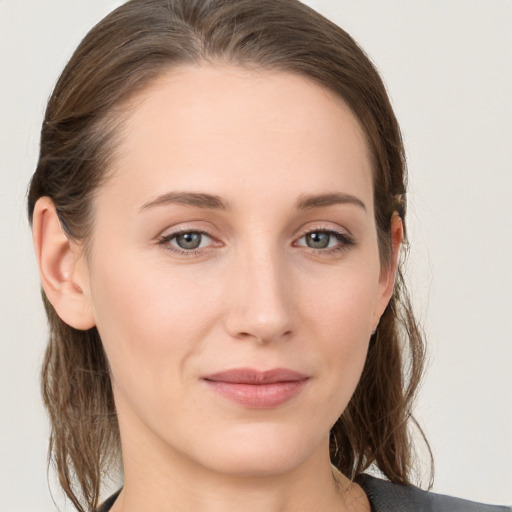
[27,0,431,510]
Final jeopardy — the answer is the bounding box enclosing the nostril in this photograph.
[234,329,293,344]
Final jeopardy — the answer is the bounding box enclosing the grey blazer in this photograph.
[357,474,511,512]
[97,476,511,511]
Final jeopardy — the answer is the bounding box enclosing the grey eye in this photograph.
[175,232,203,250]
[305,232,331,249]
[159,230,216,254]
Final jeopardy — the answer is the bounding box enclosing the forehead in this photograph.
[105,64,373,210]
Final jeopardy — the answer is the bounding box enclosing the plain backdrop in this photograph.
[1,1,511,510]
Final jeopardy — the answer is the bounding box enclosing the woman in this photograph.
[27,0,510,511]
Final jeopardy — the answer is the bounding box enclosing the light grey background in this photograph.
[1,1,511,510]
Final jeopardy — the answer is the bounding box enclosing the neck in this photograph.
[109,397,370,512]
[112,434,367,512]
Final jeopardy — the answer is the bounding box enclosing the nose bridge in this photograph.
[225,239,293,343]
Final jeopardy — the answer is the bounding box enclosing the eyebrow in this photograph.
[295,192,367,212]
[140,192,230,212]
[140,191,366,213]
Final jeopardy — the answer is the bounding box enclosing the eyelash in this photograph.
[157,227,355,257]
[157,229,214,256]
[295,228,356,255]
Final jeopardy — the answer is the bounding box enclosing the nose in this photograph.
[223,247,294,344]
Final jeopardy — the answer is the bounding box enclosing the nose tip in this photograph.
[234,314,293,344]
[224,256,293,344]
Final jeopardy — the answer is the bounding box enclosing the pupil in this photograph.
[177,233,201,250]
[306,232,329,249]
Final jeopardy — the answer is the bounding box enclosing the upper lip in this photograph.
[203,368,309,384]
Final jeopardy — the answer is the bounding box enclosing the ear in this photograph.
[32,197,96,330]
[372,214,403,330]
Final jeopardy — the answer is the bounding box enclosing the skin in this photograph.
[33,65,402,512]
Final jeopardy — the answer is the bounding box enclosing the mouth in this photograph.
[202,368,309,409]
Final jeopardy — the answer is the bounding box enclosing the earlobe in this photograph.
[32,197,96,330]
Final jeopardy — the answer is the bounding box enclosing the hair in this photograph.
[27,0,431,510]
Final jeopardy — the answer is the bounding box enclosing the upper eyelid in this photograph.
[295,224,351,238]
[157,224,218,240]
[301,226,345,234]
[159,229,216,244]
[156,217,355,244]
[162,227,210,237]
[158,224,351,240]
[294,228,353,244]
[159,225,347,238]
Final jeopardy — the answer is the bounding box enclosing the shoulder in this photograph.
[356,474,511,512]
[96,489,121,512]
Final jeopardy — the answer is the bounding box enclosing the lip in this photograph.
[202,368,309,409]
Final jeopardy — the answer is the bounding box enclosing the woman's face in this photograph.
[78,65,397,477]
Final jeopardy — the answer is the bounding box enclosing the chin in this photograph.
[184,421,323,478]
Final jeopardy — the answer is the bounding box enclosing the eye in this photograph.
[304,232,332,249]
[295,229,354,253]
[174,232,206,250]
[158,230,215,254]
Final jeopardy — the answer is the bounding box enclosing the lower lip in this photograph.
[204,379,308,409]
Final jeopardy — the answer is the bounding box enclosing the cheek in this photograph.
[297,263,380,413]
[300,260,380,342]
[87,250,223,391]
